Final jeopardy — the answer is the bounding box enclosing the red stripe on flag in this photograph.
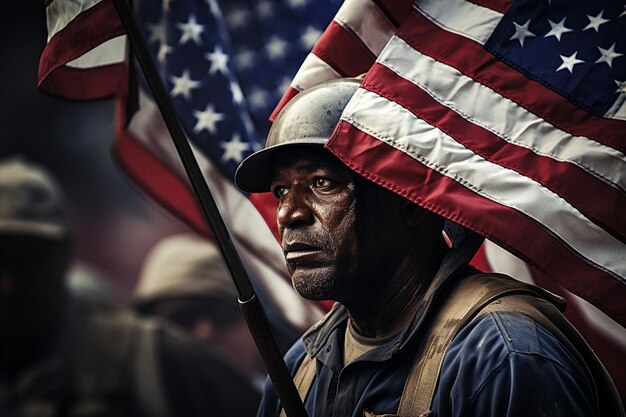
[312,20,375,78]
[398,9,626,153]
[327,122,626,326]
[467,0,513,14]
[372,0,415,27]
[38,0,125,95]
[362,65,626,242]
[249,193,280,242]
[470,243,492,272]
[38,63,127,100]
[113,125,211,237]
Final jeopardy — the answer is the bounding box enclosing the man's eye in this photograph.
[313,177,335,190]
[272,185,288,198]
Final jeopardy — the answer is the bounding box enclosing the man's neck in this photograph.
[344,253,442,339]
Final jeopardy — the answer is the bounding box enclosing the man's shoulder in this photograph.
[437,272,588,376]
[447,310,584,366]
[434,310,596,417]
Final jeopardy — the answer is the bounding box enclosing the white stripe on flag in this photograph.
[416,0,626,124]
[46,0,103,41]
[66,36,126,68]
[129,91,321,329]
[414,0,503,45]
[378,36,626,192]
[291,53,342,92]
[334,0,396,56]
[341,87,626,281]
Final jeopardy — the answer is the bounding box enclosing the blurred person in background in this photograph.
[0,156,259,417]
[67,262,119,308]
[133,234,266,392]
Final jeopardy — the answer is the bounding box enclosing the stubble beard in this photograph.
[290,264,342,301]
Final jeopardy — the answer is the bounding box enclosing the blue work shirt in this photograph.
[257,304,596,417]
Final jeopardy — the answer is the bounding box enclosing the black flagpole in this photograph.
[111,1,308,416]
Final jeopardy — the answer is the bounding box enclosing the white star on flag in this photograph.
[234,48,256,70]
[557,51,585,73]
[510,20,536,47]
[193,104,224,134]
[288,0,308,8]
[177,15,204,45]
[544,18,573,41]
[265,36,288,59]
[248,87,270,110]
[226,8,249,29]
[205,46,229,75]
[170,69,201,99]
[596,43,623,68]
[615,80,626,94]
[620,5,626,18]
[147,19,167,45]
[257,1,274,19]
[220,133,251,163]
[583,11,610,32]
[300,26,322,49]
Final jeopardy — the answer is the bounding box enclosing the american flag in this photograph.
[273,0,626,397]
[38,0,343,334]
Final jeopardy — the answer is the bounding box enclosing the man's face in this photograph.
[270,148,404,302]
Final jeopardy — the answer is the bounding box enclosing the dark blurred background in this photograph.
[0,2,188,301]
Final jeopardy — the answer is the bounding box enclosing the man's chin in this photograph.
[290,267,338,301]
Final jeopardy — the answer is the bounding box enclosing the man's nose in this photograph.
[277,186,313,229]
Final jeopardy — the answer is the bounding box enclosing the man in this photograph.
[133,233,266,391]
[234,78,623,417]
[0,156,258,417]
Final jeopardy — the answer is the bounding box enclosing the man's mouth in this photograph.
[283,242,323,261]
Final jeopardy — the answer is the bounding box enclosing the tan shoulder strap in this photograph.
[397,273,562,417]
[397,274,623,417]
[278,354,317,417]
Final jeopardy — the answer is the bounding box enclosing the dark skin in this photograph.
[270,148,448,338]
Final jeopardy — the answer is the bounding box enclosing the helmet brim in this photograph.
[234,138,327,193]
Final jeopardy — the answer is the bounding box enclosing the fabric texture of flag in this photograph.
[273,0,626,398]
[38,0,343,335]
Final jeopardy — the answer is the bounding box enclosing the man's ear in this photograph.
[401,201,426,228]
